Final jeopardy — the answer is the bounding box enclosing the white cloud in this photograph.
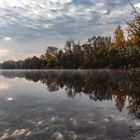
[95,2,104,8]
[0,0,72,18]
[135,2,140,9]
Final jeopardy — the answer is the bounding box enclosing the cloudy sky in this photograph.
[0,0,140,62]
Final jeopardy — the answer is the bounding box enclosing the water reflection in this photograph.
[0,70,140,139]
[1,70,140,119]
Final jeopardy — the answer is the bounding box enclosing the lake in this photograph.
[0,70,140,140]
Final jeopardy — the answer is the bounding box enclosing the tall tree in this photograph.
[113,25,125,49]
[127,15,140,47]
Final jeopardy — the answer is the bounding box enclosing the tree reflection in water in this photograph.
[1,70,140,120]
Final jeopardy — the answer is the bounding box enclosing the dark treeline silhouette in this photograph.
[1,11,140,69]
[1,70,140,119]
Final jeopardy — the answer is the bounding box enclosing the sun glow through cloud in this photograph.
[0,49,10,57]
[3,37,12,41]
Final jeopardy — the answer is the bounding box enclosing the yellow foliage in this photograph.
[127,15,140,47]
[113,25,125,48]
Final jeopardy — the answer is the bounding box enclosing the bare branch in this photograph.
[128,0,138,15]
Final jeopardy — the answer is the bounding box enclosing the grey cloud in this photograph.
[0,0,140,61]
[0,0,139,42]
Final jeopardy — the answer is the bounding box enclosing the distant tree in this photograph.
[41,47,58,68]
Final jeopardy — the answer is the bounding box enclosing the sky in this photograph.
[0,0,140,62]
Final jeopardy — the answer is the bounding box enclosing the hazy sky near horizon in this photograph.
[0,0,140,62]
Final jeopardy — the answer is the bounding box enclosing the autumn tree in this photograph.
[41,47,58,68]
[127,15,140,47]
[113,25,125,51]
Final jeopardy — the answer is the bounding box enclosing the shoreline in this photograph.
[0,68,139,71]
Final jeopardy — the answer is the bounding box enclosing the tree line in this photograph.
[1,11,140,69]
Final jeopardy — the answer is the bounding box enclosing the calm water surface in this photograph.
[0,70,140,140]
